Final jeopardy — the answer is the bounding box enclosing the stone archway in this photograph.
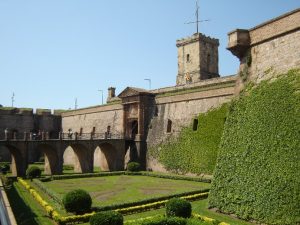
[68,144,93,173]
[94,143,118,171]
[4,144,26,176]
[35,144,59,175]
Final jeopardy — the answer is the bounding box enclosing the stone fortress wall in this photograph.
[0,108,61,161]
[0,8,299,172]
[227,8,300,87]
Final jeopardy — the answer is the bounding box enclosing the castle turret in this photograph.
[176,33,220,85]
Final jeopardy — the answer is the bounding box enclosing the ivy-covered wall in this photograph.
[209,69,300,225]
[148,103,228,175]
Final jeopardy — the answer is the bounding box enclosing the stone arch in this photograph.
[94,143,118,171]
[68,144,93,173]
[34,144,59,175]
[4,144,26,176]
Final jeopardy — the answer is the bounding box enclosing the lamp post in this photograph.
[11,92,15,107]
[98,90,103,105]
[74,98,78,109]
[144,79,151,90]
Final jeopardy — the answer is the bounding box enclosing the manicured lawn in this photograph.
[42,175,210,207]
[124,199,254,225]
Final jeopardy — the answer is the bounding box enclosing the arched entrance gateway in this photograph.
[117,87,155,169]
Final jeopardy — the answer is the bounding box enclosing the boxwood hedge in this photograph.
[209,69,300,225]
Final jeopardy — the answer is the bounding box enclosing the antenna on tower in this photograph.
[184,0,210,33]
[11,92,15,107]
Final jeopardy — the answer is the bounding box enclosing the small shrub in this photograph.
[166,198,192,218]
[142,217,186,225]
[90,211,123,225]
[1,164,10,174]
[26,166,41,179]
[38,156,45,162]
[63,164,74,171]
[127,162,140,172]
[62,189,92,214]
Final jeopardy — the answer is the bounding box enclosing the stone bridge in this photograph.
[0,133,126,176]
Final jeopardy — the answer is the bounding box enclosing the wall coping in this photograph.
[62,102,123,117]
[0,108,64,116]
[151,75,237,95]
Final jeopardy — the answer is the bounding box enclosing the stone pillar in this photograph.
[24,132,28,141]
[137,103,143,141]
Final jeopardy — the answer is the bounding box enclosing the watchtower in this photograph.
[176,33,219,85]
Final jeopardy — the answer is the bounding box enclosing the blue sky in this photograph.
[0,1,299,110]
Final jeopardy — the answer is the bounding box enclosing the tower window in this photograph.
[186,54,190,62]
[79,128,83,135]
[207,54,211,71]
[167,119,172,133]
[193,119,198,131]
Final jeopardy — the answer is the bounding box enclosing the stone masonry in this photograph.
[176,33,219,85]
[0,8,299,174]
[227,8,300,89]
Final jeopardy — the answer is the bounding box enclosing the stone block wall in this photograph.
[249,30,300,82]
[146,76,236,171]
[62,104,123,135]
[0,108,61,161]
[227,8,300,87]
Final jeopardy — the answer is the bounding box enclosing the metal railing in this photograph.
[0,131,124,141]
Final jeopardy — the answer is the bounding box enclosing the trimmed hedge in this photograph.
[26,166,41,179]
[95,189,209,213]
[62,189,92,214]
[48,171,210,183]
[51,171,125,180]
[142,217,186,225]
[209,70,300,225]
[90,211,123,225]
[124,214,225,225]
[127,162,141,172]
[18,178,211,225]
[149,104,228,175]
[33,179,62,204]
[166,198,191,218]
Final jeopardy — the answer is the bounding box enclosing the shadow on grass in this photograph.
[5,183,40,225]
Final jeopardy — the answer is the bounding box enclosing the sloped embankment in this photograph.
[150,103,229,175]
[209,69,300,225]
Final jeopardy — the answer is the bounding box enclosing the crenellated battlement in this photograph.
[0,107,66,116]
[176,32,219,47]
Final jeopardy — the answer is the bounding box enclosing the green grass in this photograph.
[5,182,55,225]
[124,199,254,225]
[42,175,210,207]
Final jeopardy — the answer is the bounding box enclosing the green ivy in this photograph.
[209,69,300,225]
[150,104,229,175]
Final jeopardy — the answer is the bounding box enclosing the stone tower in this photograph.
[176,33,219,85]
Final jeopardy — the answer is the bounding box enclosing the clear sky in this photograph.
[0,1,299,110]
